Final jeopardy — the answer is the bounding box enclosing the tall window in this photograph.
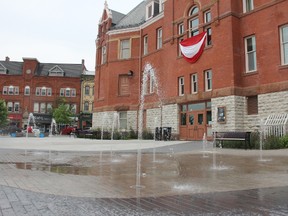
[178,23,184,35]
[85,86,90,96]
[146,3,153,20]
[34,103,39,113]
[191,74,198,94]
[247,95,258,115]
[7,102,13,112]
[47,88,52,96]
[149,74,155,94]
[119,75,130,96]
[2,86,8,95]
[119,112,127,130]
[178,77,185,96]
[189,6,199,37]
[157,28,163,49]
[24,86,30,95]
[40,103,46,113]
[70,104,77,114]
[101,45,107,64]
[84,101,89,111]
[280,25,288,65]
[120,39,131,59]
[47,103,53,113]
[243,0,254,13]
[143,35,148,55]
[204,70,212,91]
[41,87,46,96]
[14,102,20,112]
[245,35,257,72]
[204,10,212,46]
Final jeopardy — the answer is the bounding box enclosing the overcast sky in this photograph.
[0,0,142,71]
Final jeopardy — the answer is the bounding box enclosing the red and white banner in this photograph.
[179,32,207,63]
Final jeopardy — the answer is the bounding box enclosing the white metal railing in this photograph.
[263,113,288,138]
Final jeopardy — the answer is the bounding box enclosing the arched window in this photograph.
[24,86,30,95]
[189,6,199,16]
[188,6,199,37]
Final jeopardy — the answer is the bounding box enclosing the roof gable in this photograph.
[48,65,64,76]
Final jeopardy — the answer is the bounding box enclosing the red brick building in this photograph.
[94,0,288,140]
[0,57,84,131]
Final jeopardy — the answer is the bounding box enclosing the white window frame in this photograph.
[204,70,212,91]
[204,10,211,23]
[71,89,76,97]
[245,35,257,72]
[60,88,65,97]
[36,87,41,96]
[280,25,288,65]
[41,87,46,96]
[101,45,107,64]
[7,102,13,112]
[178,23,184,35]
[146,2,153,20]
[40,103,46,113]
[65,88,71,97]
[178,77,185,96]
[3,86,8,95]
[8,86,14,95]
[189,17,199,37]
[243,0,254,13]
[157,28,163,49]
[47,88,52,96]
[191,74,198,94]
[47,103,53,113]
[143,35,148,55]
[14,87,19,95]
[14,102,20,112]
[24,86,30,95]
[34,103,39,113]
[120,39,131,59]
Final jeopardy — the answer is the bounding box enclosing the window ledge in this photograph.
[243,70,258,76]
[279,64,288,71]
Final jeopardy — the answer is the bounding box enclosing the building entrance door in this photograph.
[187,111,205,140]
[179,101,212,141]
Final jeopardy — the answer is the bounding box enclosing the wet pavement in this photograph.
[0,136,288,215]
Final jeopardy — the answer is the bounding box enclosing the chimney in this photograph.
[5,56,10,62]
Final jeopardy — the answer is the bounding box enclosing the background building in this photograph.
[79,70,95,129]
[0,57,85,131]
[94,0,288,140]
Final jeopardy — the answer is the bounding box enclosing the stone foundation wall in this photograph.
[212,90,288,132]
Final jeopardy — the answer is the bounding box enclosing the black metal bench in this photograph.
[215,132,251,149]
[155,127,172,141]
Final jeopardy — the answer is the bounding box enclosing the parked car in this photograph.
[61,126,76,135]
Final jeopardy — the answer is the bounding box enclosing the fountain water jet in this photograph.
[26,113,36,138]
[111,112,119,140]
[49,118,58,137]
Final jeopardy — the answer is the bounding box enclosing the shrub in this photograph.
[279,135,288,148]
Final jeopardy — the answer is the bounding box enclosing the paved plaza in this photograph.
[0,136,288,215]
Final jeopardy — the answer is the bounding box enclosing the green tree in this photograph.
[52,104,72,125]
[0,100,8,127]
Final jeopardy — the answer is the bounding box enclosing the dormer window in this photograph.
[0,63,7,74]
[49,65,64,76]
[146,0,160,20]
[146,2,153,20]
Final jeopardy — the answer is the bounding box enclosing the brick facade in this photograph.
[0,58,84,130]
[94,0,288,140]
